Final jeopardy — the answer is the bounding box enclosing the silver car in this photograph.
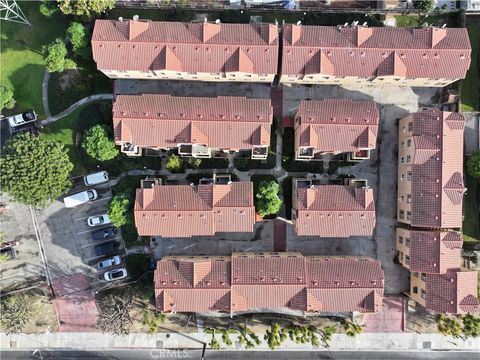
[97,255,121,270]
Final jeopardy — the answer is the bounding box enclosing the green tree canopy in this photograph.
[108,194,130,227]
[467,150,480,178]
[166,154,184,172]
[39,0,58,17]
[255,180,282,217]
[58,0,115,17]
[0,133,73,208]
[462,314,480,338]
[67,22,88,52]
[0,84,15,111]
[81,124,119,161]
[42,38,76,73]
[412,0,435,11]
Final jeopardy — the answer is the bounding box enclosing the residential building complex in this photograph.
[112,94,273,159]
[92,19,279,83]
[154,252,384,315]
[294,99,379,161]
[292,180,376,237]
[397,110,465,228]
[281,25,471,87]
[134,176,256,237]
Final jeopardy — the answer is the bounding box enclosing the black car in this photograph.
[91,226,117,241]
[94,240,120,257]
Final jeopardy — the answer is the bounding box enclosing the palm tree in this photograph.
[343,320,363,337]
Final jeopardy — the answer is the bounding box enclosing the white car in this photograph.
[64,189,98,208]
[87,214,110,227]
[104,268,127,282]
[7,110,37,128]
[97,255,121,270]
[84,171,109,186]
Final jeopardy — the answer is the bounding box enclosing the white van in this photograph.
[84,171,109,186]
[64,189,98,208]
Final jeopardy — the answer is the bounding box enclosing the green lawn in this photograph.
[0,2,69,118]
[461,19,480,112]
[464,173,480,244]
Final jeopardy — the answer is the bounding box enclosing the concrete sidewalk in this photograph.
[2,332,479,352]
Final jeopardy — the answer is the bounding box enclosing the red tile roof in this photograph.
[154,253,384,313]
[296,99,379,153]
[425,269,479,314]
[408,111,465,228]
[92,20,279,75]
[294,185,376,237]
[135,182,255,237]
[402,230,462,274]
[282,25,471,80]
[112,94,273,150]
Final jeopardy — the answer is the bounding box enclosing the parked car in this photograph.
[7,110,37,128]
[63,189,97,208]
[94,240,120,257]
[97,255,121,270]
[87,214,110,227]
[84,171,109,186]
[104,268,127,282]
[91,226,117,241]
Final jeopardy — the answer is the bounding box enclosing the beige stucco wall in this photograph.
[397,115,415,225]
[102,69,275,83]
[279,74,457,87]
[409,273,427,307]
[396,227,411,270]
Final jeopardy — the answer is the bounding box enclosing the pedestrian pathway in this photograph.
[2,331,478,352]
[42,71,51,118]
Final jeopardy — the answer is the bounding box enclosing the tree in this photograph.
[0,294,35,334]
[142,309,166,334]
[57,0,115,17]
[319,325,336,347]
[412,0,435,11]
[96,291,132,336]
[108,194,130,227]
[461,314,480,338]
[0,84,15,111]
[187,157,202,168]
[467,150,480,178]
[82,125,119,161]
[67,22,87,53]
[42,38,76,73]
[343,320,363,337]
[0,133,73,208]
[39,0,58,17]
[255,180,282,217]
[166,154,183,172]
[437,314,463,338]
[264,323,287,350]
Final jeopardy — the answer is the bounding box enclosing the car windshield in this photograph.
[87,191,94,200]
[111,271,123,279]
[103,230,110,237]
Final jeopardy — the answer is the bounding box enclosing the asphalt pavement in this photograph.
[5,350,480,360]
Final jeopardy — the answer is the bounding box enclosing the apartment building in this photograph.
[397,111,465,228]
[112,94,273,159]
[294,99,379,161]
[292,179,376,237]
[281,25,471,87]
[154,252,384,314]
[134,175,256,237]
[92,19,279,83]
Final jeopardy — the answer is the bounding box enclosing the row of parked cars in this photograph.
[64,171,127,282]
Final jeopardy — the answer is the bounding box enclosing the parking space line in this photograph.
[74,216,91,221]
[77,229,93,235]
[93,197,112,203]
[184,244,197,249]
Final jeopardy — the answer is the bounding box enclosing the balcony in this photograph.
[348,149,370,162]
[251,146,268,160]
[178,144,211,158]
[297,147,314,160]
[121,143,142,157]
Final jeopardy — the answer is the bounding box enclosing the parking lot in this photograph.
[34,172,127,288]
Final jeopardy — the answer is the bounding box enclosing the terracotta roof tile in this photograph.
[113,94,273,150]
[294,185,376,237]
[154,253,384,313]
[296,99,379,153]
[282,25,471,79]
[425,269,479,314]
[135,182,255,237]
[92,20,278,75]
[408,111,465,228]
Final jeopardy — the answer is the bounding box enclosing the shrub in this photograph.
[467,150,480,178]
[166,154,183,172]
[67,22,88,53]
[39,0,58,17]
[0,84,15,111]
[81,124,119,161]
[42,38,76,73]
[255,180,282,217]
[108,194,130,227]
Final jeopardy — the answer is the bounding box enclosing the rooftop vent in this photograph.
[133,15,139,21]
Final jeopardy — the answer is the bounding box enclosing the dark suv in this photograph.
[95,241,120,257]
[91,226,117,241]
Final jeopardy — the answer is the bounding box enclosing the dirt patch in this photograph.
[58,69,80,91]
[23,293,59,334]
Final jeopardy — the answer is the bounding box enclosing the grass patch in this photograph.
[461,18,479,112]
[395,11,463,29]
[234,153,276,171]
[42,101,162,177]
[185,157,229,170]
[0,2,69,118]
[463,173,480,243]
